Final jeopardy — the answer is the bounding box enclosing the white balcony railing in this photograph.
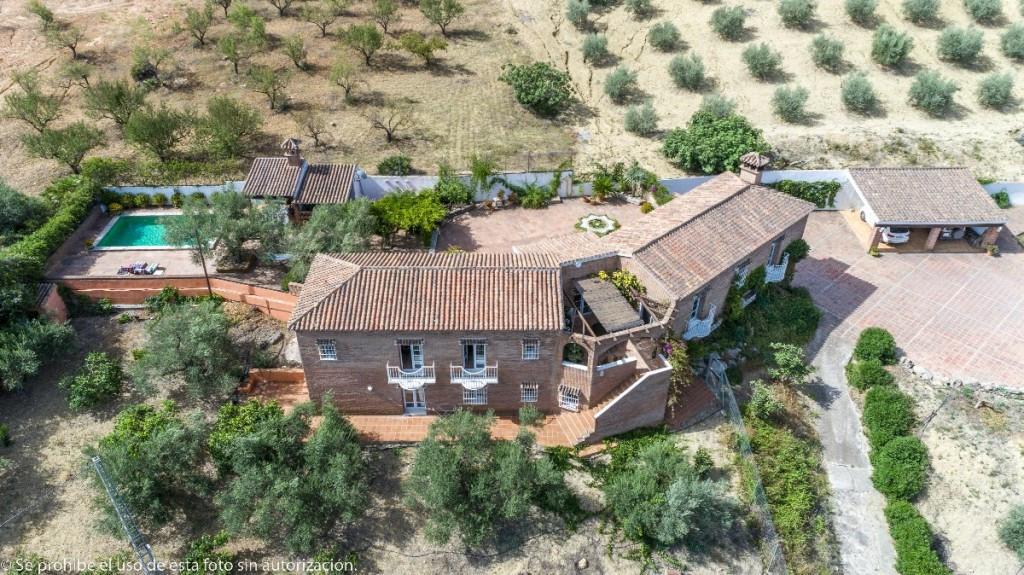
[683,304,717,340]
[765,253,789,283]
[450,364,498,389]
[386,364,436,390]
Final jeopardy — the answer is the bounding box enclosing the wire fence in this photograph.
[500,150,575,173]
[705,358,788,575]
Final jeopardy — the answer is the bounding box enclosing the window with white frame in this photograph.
[521,383,539,403]
[522,338,540,360]
[316,339,337,361]
[463,387,487,405]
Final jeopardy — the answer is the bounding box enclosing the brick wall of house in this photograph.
[298,330,565,415]
[591,364,671,441]
[589,357,641,405]
[669,216,809,335]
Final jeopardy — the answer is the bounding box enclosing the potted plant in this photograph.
[986,244,1000,257]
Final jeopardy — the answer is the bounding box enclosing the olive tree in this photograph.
[216,401,368,554]
[180,2,214,47]
[343,23,384,66]
[194,96,263,159]
[22,122,105,173]
[83,79,148,128]
[286,199,377,282]
[404,411,576,547]
[419,0,464,37]
[371,0,401,33]
[247,65,290,110]
[2,70,63,133]
[300,0,347,37]
[329,55,365,101]
[124,104,194,161]
[130,299,239,397]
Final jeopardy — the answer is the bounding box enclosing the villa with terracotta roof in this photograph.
[288,154,816,443]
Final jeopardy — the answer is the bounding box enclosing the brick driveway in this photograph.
[794,211,1024,389]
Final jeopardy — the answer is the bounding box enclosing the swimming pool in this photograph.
[94,214,184,249]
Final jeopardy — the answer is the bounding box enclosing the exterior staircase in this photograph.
[555,372,646,445]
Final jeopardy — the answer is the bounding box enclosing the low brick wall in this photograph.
[57,276,296,321]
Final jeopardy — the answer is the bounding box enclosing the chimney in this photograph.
[738,151,771,185]
[281,138,303,167]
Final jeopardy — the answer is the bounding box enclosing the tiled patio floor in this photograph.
[347,414,578,447]
[794,210,1024,389]
[437,197,647,252]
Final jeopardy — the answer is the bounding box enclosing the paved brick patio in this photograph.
[437,198,647,252]
[794,211,1024,389]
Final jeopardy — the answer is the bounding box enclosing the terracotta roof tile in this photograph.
[290,252,563,332]
[295,163,357,205]
[242,158,302,198]
[850,167,1006,226]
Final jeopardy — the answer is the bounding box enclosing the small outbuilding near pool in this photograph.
[848,167,1007,252]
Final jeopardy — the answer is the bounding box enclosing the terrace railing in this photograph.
[386,364,436,390]
[450,364,498,389]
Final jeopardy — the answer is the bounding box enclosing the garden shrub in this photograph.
[811,34,845,72]
[648,21,680,51]
[640,200,654,213]
[872,436,928,500]
[766,180,841,208]
[999,505,1024,561]
[692,447,713,478]
[992,189,1011,208]
[518,182,557,208]
[662,110,768,174]
[0,319,75,392]
[845,0,877,25]
[566,0,590,29]
[908,70,959,117]
[784,238,810,263]
[710,6,746,41]
[937,26,984,65]
[772,85,810,123]
[499,62,574,117]
[60,352,124,410]
[872,25,914,67]
[582,33,610,64]
[625,0,654,19]
[604,66,638,103]
[778,0,817,29]
[377,154,412,175]
[854,327,897,364]
[862,384,915,448]
[669,54,705,90]
[743,43,783,80]
[518,405,544,427]
[846,358,895,391]
[1002,24,1024,60]
[182,531,234,574]
[0,422,9,447]
[842,72,879,115]
[698,93,736,117]
[207,400,285,472]
[885,500,951,574]
[965,0,1003,23]
[749,418,828,566]
[624,102,659,136]
[977,72,1014,109]
[748,379,783,420]
[902,0,939,24]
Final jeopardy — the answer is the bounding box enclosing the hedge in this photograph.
[846,358,894,391]
[885,500,951,574]
[872,435,928,500]
[862,385,915,449]
[854,326,897,364]
[766,180,840,209]
[0,176,97,276]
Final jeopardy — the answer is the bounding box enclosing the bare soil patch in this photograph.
[893,366,1023,573]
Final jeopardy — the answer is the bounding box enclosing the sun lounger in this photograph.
[145,264,158,275]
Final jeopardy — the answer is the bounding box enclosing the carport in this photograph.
[848,168,1007,252]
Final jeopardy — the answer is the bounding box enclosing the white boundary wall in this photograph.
[353,170,574,202]
[105,181,244,198]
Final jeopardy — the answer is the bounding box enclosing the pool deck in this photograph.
[46,209,206,278]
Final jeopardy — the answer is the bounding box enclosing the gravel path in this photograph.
[805,318,897,575]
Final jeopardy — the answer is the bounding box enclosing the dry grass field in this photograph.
[3,0,1023,196]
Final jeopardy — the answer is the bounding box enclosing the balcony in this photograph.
[683,304,717,340]
[450,364,499,389]
[386,364,436,390]
[765,253,789,283]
